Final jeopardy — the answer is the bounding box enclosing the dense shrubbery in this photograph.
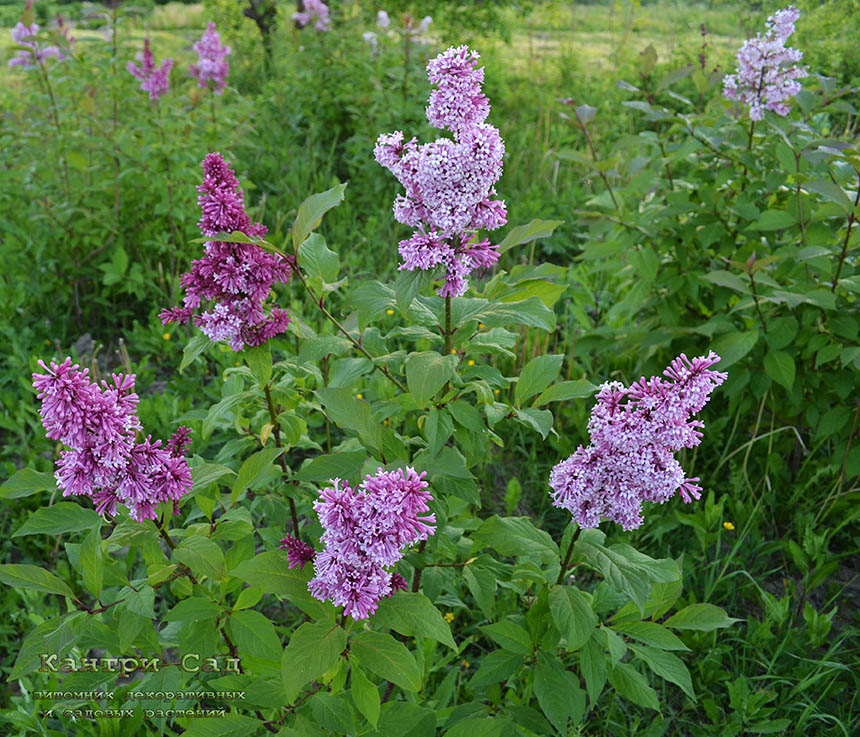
[1,2,858,736]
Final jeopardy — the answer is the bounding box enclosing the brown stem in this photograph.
[831,171,860,292]
[556,526,581,585]
[263,384,301,537]
[36,61,70,196]
[411,539,427,592]
[748,269,768,334]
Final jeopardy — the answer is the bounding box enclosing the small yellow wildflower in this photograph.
[386,308,395,315]
[356,393,363,400]
[461,660,470,669]
[478,323,484,329]
[162,333,171,341]
[467,359,475,366]
[723,521,735,531]
[494,389,500,395]
[444,612,454,623]
[450,349,457,354]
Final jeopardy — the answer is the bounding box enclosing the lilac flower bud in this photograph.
[279,534,316,570]
[549,352,727,531]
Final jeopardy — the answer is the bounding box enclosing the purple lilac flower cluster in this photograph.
[293,0,331,32]
[8,21,69,68]
[549,352,728,531]
[127,38,173,101]
[308,467,436,620]
[32,358,193,522]
[279,533,316,570]
[723,6,807,121]
[190,22,230,94]
[374,45,506,297]
[160,152,293,351]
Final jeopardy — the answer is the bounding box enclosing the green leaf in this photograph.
[469,650,522,688]
[443,717,507,737]
[0,564,74,598]
[282,622,346,703]
[346,280,396,330]
[351,662,381,728]
[579,635,607,705]
[764,316,798,351]
[805,179,854,212]
[534,379,597,406]
[609,662,660,711]
[421,408,454,457]
[498,219,564,254]
[292,182,347,250]
[191,456,236,493]
[311,692,358,734]
[664,603,739,631]
[190,230,275,248]
[373,592,457,650]
[629,644,695,701]
[747,210,796,230]
[703,270,749,294]
[315,387,382,449]
[182,714,263,737]
[9,613,85,680]
[231,446,285,504]
[298,232,340,283]
[120,582,156,619]
[229,609,281,661]
[180,333,210,374]
[464,561,497,619]
[294,451,367,484]
[405,352,458,408]
[202,391,252,440]
[475,297,556,332]
[394,269,435,312]
[0,468,56,499]
[763,350,795,391]
[472,516,559,562]
[174,536,227,581]
[13,502,99,537]
[479,620,532,655]
[710,329,759,370]
[164,596,222,621]
[549,586,597,651]
[611,621,689,651]
[350,631,421,692]
[243,344,272,387]
[516,355,563,406]
[534,652,585,733]
[80,526,104,599]
[513,408,554,439]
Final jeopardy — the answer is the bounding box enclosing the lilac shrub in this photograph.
[375,45,506,297]
[160,152,293,350]
[32,358,192,522]
[127,38,173,101]
[8,21,68,68]
[723,6,808,120]
[308,467,436,619]
[190,22,230,94]
[549,352,728,531]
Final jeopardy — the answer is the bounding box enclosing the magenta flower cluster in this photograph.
[723,6,807,121]
[32,358,193,522]
[160,152,293,351]
[293,0,331,32]
[374,45,506,297]
[8,21,69,68]
[190,22,230,94]
[127,38,173,101]
[549,352,728,531]
[308,467,436,620]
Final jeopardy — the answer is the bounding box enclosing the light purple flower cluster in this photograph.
[190,22,230,94]
[308,467,436,620]
[32,358,193,522]
[160,152,293,351]
[127,38,173,101]
[293,0,331,32]
[723,6,807,121]
[549,352,728,531]
[8,21,68,68]
[374,45,506,298]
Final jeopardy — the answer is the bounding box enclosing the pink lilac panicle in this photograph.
[293,0,331,32]
[32,358,193,522]
[159,152,293,351]
[8,22,65,67]
[190,22,230,94]
[308,467,436,620]
[375,45,506,298]
[127,38,173,101]
[548,352,727,531]
[722,6,807,121]
[279,533,316,570]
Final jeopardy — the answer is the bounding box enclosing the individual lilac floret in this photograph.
[127,38,173,101]
[308,467,436,620]
[8,22,65,68]
[293,0,331,32]
[279,533,316,570]
[549,352,728,531]
[190,22,230,94]
[32,359,193,522]
[722,6,807,121]
[159,152,293,351]
[375,46,506,298]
